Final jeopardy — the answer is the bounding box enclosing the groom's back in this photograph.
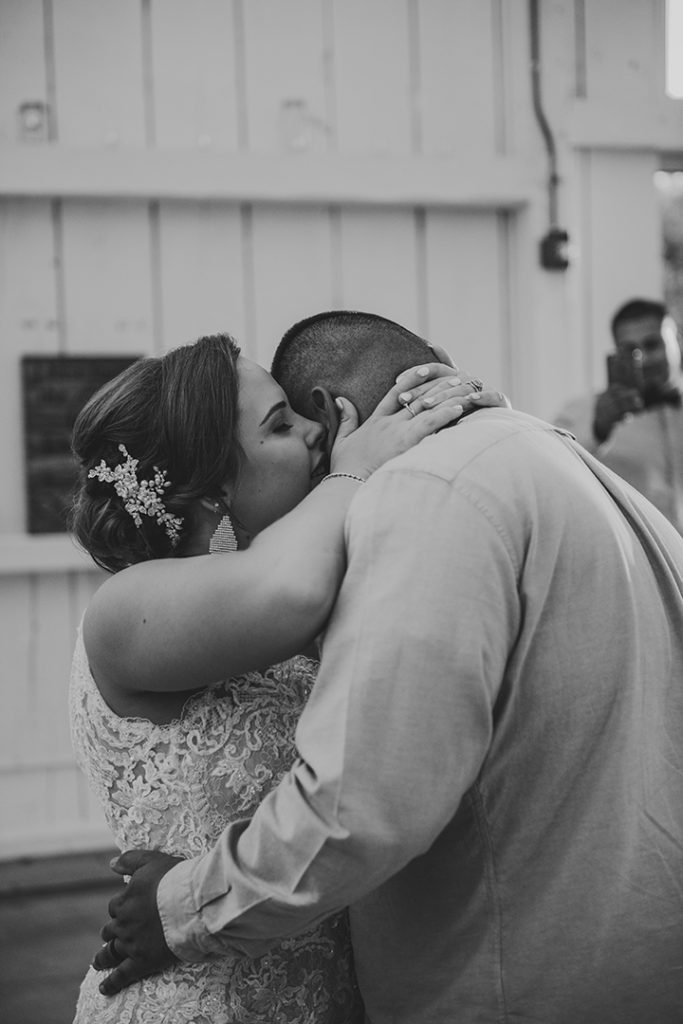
[346,407,683,1023]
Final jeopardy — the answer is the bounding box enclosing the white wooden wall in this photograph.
[0,0,681,858]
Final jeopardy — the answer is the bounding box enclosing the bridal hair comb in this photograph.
[88,444,184,547]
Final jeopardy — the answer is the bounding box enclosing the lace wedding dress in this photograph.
[69,625,362,1024]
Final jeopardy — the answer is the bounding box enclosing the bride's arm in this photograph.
[84,368,505,695]
[84,469,362,693]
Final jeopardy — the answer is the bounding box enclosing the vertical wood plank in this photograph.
[416,0,497,156]
[331,0,413,154]
[51,1,154,366]
[500,207,539,416]
[0,577,32,770]
[47,765,85,826]
[0,772,51,838]
[49,1,154,361]
[70,569,109,835]
[156,202,247,352]
[535,0,581,108]
[149,0,240,149]
[336,208,421,332]
[503,0,582,421]
[581,150,662,386]
[31,574,76,765]
[521,206,584,422]
[51,0,145,145]
[250,205,335,368]
[531,144,593,424]
[72,568,106,622]
[78,769,103,822]
[0,0,47,143]
[240,1,335,360]
[241,0,328,151]
[584,0,664,101]
[423,209,508,389]
[0,200,59,531]
[77,771,111,837]
[496,0,538,160]
[60,201,154,355]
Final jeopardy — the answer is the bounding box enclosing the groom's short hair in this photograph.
[272,310,433,422]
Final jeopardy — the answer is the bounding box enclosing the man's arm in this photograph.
[98,455,519,992]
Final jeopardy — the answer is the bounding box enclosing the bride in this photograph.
[68,329,499,1023]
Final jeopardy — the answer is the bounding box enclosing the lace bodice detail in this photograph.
[69,626,361,1024]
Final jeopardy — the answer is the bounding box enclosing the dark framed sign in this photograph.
[21,354,141,533]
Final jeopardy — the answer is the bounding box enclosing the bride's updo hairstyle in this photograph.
[70,333,242,573]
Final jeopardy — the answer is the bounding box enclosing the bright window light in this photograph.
[667,0,683,97]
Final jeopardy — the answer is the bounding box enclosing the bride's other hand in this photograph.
[466,388,512,409]
[395,364,511,417]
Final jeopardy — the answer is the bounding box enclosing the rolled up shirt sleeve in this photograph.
[158,455,520,961]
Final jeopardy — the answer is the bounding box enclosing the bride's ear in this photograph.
[198,493,232,516]
[311,386,341,456]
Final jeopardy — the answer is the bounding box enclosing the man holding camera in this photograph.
[555,297,683,533]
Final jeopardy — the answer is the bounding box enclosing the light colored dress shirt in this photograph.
[159,408,683,1024]
[554,391,683,533]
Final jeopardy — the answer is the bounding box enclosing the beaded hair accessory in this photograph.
[88,443,184,548]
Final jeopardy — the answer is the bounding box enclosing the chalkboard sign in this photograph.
[22,355,141,533]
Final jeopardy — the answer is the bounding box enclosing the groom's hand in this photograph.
[92,849,183,995]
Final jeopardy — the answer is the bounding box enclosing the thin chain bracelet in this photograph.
[321,472,367,485]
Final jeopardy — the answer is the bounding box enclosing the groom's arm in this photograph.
[98,458,518,992]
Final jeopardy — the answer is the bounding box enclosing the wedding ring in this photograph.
[468,377,484,392]
[406,401,418,417]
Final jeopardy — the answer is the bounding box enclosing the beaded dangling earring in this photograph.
[209,502,238,553]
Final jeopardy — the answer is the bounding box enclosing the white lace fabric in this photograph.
[69,626,361,1023]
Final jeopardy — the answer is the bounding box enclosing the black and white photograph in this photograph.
[1,2,683,1022]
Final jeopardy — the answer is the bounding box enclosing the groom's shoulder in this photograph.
[393,407,559,473]
[355,409,570,503]
[456,406,553,438]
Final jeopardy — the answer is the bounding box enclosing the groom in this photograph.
[95,311,683,1022]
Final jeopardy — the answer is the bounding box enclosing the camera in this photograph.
[606,350,644,393]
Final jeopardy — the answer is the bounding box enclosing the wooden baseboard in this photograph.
[0,847,120,897]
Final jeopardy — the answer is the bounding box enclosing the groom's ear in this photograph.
[311,386,341,457]
[428,343,456,368]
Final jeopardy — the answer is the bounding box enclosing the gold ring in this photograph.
[406,402,418,417]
